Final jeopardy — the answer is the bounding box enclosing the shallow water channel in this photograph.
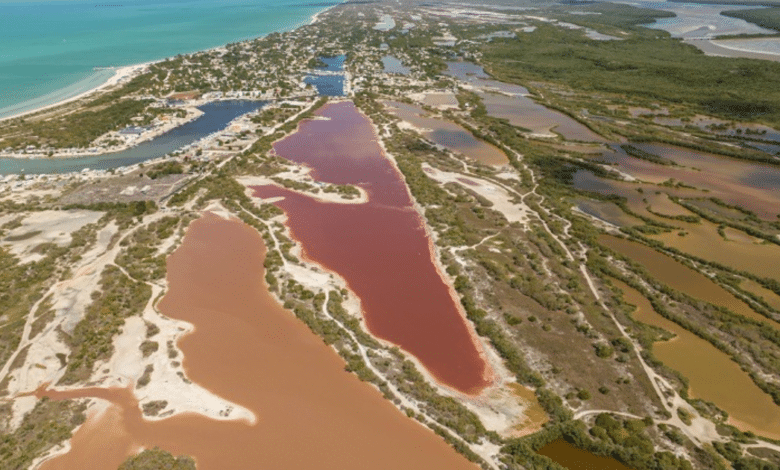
[599,235,774,326]
[611,278,780,439]
[40,213,479,469]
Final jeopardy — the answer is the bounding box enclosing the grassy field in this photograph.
[118,448,195,470]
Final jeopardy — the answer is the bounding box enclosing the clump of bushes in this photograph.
[118,447,195,470]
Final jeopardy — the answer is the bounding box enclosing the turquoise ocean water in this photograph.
[0,0,334,118]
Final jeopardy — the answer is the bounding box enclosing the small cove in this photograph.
[304,54,346,96]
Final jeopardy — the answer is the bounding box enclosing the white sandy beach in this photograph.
[0,62,156,124]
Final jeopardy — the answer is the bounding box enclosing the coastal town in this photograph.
[1,0,780,469]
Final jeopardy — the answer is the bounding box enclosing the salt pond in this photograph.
[40,213,481,469]
[252,101,493,393]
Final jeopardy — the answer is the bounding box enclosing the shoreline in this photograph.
[0,98,276,181]
[0,62,156,124]
[0,105,204,160]
[0,1,342,124]
[0,96,323,165]
[684,38,780,62]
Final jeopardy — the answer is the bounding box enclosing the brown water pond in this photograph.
[571,169,704,225]
[252,101,491,394]
[422,92,459,107]
[741,280,780,313]
[607,143,780,220]
[573,164,780,281]
[509,384,548,436]
[40,214,480,470]
[383,100,508,166]
[445,60,529,96]
[478,92,608,143]
[599,235,775,326]
[612,278,780,439]
[575,199,644,228]
[577,142,780,221]
[648,218,780,284]
[537,440,631,470]
[569,160,780,286]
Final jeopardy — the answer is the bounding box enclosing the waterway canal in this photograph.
[0,100,265,175]
[304,54,346,96]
